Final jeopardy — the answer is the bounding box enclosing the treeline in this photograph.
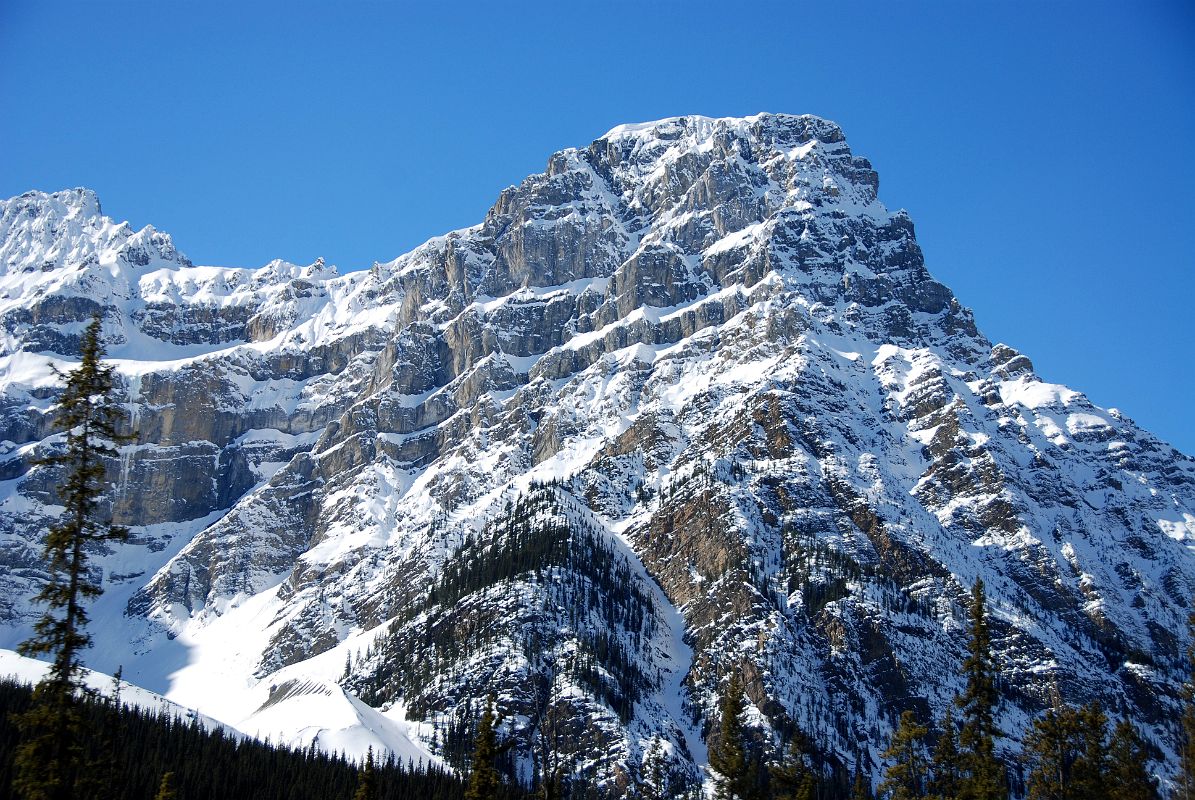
[700,578,1166,800]
[0,676,474,800]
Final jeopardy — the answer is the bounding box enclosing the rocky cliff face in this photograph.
[1,115,1193,795]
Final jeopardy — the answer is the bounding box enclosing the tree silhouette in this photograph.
[353,747,379,800]
[465,695,504,800]
[1108,718,1159,800]
[769,733,816,800]
[956,579,1006,800]
[879,710,929,800]
[13,313,130,800]
[709,671,750,800]
[930,707,962,800]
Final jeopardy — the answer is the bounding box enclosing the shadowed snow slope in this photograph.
[0,648,233,736]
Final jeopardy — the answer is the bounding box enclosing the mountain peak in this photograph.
[3,186,103,219]
[0,187,189,279]
[600,112,844,145]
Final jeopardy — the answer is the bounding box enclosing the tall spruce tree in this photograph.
[769,733,817,800]
[879,710,929,800]
[1023,705,1083,800]
[956,578,1006,800]
[640,737,672,800]
[13,314,130,800]
[1107,718,1159,800]
[930,707,962,800]
[709,671,750,800]
[354,747,379,800]
[1022,701,1111,800]
[465,695,504,800]
[1177,611,1195,800]
[1071,702,1109,800]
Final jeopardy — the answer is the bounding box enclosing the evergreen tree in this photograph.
[956,579,1005,800]
[1176,611,1195,800]
[0,674,486,800]
[153,772,178,800]
[1023,706,1078,800]
[852,768,873,800]
[80,664,127,800]
[1071,703,1109,800]
[13,314,130,800]
[1107,719,1158,800]
[744,750,768,800]
[1022,703,1110,800]
[465,695,504,800]
[640,737,683,800]
[709,671,750,800]
[353,747,379,800]
[528,645,563,800]
[878,710,929,800]
[929,707,962,800]
[769,733,816,800]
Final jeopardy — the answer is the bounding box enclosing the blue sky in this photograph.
[2,1,1192,454]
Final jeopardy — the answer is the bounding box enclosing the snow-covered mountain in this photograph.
[1,114,1193,794]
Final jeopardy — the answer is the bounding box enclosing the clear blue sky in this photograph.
[2,1,1192,454]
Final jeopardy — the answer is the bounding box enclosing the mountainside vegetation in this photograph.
[695,577,1167,800]
[0,677,485,800]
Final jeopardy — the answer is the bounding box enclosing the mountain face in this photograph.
[1,114,1193,794]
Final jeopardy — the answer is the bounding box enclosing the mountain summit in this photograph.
[1,114,1192,794]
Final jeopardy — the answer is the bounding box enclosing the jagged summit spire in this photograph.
[6,187,102,215]
[0,188,105,245]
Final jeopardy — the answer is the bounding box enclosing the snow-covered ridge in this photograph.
[0,189,401,363]
[0,188,189,305]
[601,112,839,143]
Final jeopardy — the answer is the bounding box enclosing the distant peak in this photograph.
[599,112,844,144]
[0,187,194,279]
[4,187,103,220]
[303,257,337,278]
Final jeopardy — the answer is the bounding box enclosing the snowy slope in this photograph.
[0,647,234,736]
[0,114,1193,795]
[0,647,436,766]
